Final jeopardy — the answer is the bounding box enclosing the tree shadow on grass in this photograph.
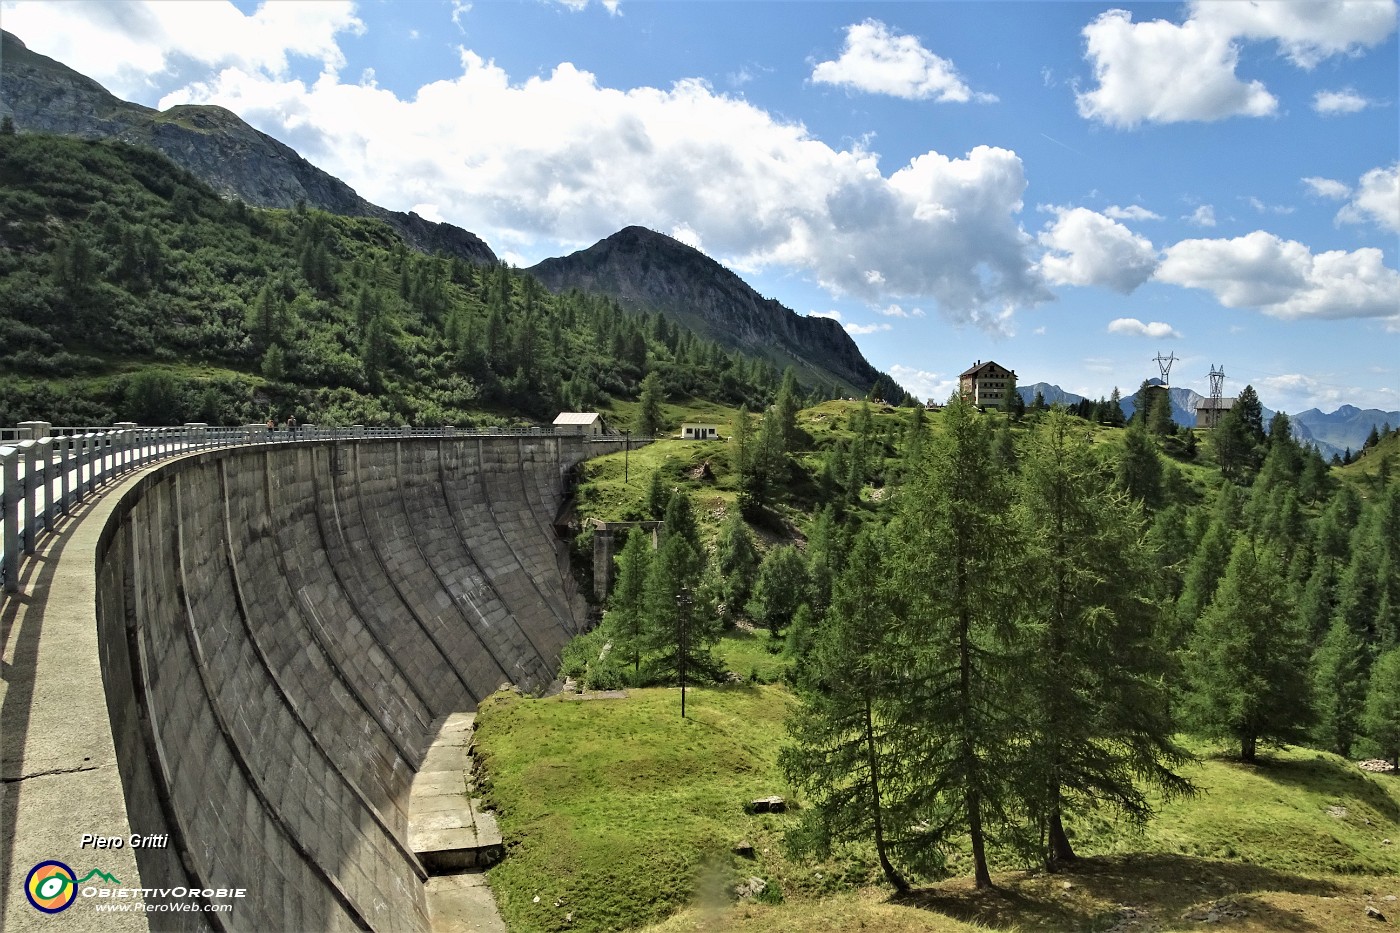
[896,853,1343,932]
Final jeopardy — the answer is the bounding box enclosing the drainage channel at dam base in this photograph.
[410,712,506,932]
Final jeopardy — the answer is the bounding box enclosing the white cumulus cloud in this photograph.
[1313,88,1374,115]
[1103,204,1163,221]
[0,0,364,101]
[811,19,994,103]
[1037,207,1159,293]
[1107,317,1182,339]
[1186,205,1218,227]
[1076,9,1277,127]
[887,365,958,404]
[77,29,1044,330]
[845,322,893,335]
[879,304,925,317]
[1155,231,1400,322]
[1303,176,1352,200]
[1337,163,1400,232]
[1076,1,1396,127]
[1190,0,1398,69]
[806,309,842,321]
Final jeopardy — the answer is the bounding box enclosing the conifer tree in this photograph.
[774,367,802,452]
[1236,385,1266,444]
[887,394,1018,888]
[1312,617,1369,756]
[646,469,668,519]
[1116,421,1163,510]
[638,371,664,436]
[714,510,758,626]
[1106,387,1126,426]
[1184,540,1313,761]
[1014,412,1195,869]
[748,545,809,635]
[1362,647,1400,769]
[643,492,718,700]
[803,505,845,618]
[609,528,653,674]
[781,527,912,891]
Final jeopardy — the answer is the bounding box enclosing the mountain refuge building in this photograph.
[680,423,720,440]
[959,360,1016,409]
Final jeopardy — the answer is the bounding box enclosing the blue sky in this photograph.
[5,0,1397,411]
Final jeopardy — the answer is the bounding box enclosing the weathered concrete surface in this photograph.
[2,484,151,932]
[4,435,626,932]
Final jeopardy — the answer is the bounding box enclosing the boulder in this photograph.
[746,795,786,814]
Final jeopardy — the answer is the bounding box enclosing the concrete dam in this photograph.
[26,434,624,930]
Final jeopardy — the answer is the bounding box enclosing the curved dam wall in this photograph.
[93,435,623,931]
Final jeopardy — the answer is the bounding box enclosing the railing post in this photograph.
[57,435,71,515]
[21,442,37,554]
[2,447,19,591]
[18,420,51,441]
[35,438,54,533]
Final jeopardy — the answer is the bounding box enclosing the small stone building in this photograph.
[1195,397,1237,429]
[680,423,720,440]
[553,412,605,435]
[959,360,1016,409]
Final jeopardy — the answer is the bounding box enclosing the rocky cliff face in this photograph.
[0,30,496,265]
[529,226,884,395]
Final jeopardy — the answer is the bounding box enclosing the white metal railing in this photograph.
[0,421,644,594]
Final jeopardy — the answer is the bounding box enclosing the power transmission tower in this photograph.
[1153,351,1179,387]
[1208,364,1225,404]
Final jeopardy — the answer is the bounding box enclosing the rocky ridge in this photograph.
[0,30,496,265]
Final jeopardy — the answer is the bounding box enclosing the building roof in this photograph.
[959,360,1014,378]
[553,412,603,425]
[1195,397,1237,410]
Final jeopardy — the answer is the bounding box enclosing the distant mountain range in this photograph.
[1020,381,1397,459]
[1,29,905,399]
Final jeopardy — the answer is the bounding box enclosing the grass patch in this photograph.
[715,629,791,685]
[476,684,1400,932]
[476,686,798,933]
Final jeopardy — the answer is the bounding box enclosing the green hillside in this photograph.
[0,131,816,428]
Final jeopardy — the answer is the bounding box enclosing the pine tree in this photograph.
[1014,410,1194,869]
[714,510,758,626]
[886,395,1018,888]
[1312,617,1369,756]
[1236,385,1266,444]
[804,505,846,618]
[781,527,911,890]
[1184,540,1313,761]
[646,469,668,520]
[1116,421,1163,510]
[638,372,664,436]
[1361,647,1400,769]
[643,492,718,706]
[1148,389,1175,436]
[748,545,809,635]
[609,528,653,674]
[774,367,802,452]
[1106,387,1126,427]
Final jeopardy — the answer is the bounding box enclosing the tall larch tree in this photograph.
[1013,410,1194,870]
[887,394,1019,888]
[781,527,911,891]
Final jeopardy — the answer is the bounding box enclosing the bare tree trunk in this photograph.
[1047,809,1076,871]
[864,697,909,893]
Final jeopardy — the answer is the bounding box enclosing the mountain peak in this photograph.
[529,231,888,396]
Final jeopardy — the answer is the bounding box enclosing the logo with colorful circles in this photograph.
[25,860,78,913]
